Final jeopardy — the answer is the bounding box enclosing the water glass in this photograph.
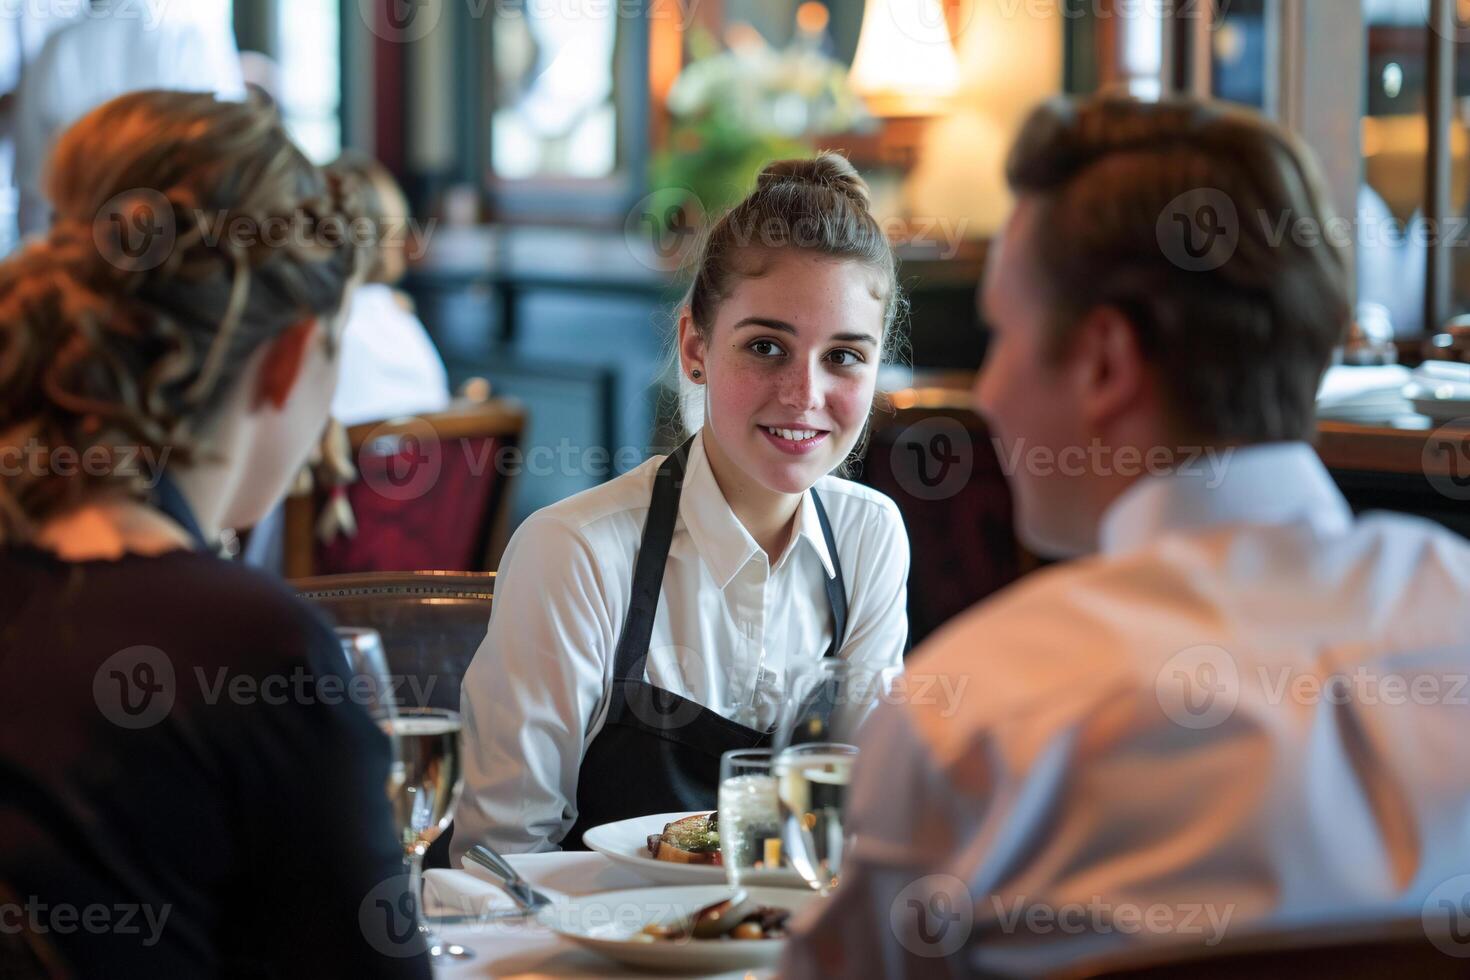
[717,749,783,888]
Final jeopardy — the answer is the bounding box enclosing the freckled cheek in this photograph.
[824,375,876,432]
[707,365,774,427]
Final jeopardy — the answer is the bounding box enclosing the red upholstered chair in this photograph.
[284,400,526,578]
[856,385,1040,647]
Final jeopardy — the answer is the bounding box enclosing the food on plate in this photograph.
[645,812,721,865]
[639,894,791,942]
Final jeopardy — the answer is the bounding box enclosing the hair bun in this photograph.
[756,152,871,211]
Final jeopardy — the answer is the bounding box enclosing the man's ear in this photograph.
[253,317,319,411]
[1069,305,1148,432]
[677,308,706,382]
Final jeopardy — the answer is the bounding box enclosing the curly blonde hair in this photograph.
[0,89,366,545]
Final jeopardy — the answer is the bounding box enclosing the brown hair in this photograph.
[1005,94,1351,443]
[0,90,364,545]
[326,149,405,284]
[684,152,905,361]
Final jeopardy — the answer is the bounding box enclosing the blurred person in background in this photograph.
[0,90,427,976]
[782,94,1470,977]
[325,151,450,427]
[237,152,449,572]
[0,1,85,248]
[13,0,244,236]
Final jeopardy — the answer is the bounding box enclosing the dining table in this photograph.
[422,851,778,979]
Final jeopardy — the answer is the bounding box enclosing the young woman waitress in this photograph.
[453,154,911,854]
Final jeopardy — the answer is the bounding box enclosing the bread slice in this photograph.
[646,813,721,865]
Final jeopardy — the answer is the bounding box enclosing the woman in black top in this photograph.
[0,91,428,977]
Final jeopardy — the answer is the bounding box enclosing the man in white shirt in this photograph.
[14,0,244,236]
[781,94,1470,977]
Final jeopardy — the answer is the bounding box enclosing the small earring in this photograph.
[691,370,702,381]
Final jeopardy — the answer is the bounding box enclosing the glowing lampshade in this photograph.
[848,0,960,116]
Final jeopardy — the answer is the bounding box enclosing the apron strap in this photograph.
[811,489,847,659]
[610,437,694,682]
[150,470,211,553]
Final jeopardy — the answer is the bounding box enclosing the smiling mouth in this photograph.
[759,425,827,443]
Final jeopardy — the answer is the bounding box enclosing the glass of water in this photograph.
[774,742,858,896]
[717,748,783,889]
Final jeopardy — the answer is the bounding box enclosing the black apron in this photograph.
[565,437,848,848]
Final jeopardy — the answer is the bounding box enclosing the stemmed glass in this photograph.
[773,742,858,897]
[336,628,396,722]
[380,706,469,961]
[337,628,470,961]
[773,660,905,750]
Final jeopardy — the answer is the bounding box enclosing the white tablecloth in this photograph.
[423,852,770,979]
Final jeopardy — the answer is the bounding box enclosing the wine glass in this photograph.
[773,742,858,896]
[773,660,842,750]
[335,627,396,722]
[380,706,470,961]
[717,749,783,890]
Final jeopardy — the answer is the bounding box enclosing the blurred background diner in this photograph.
[5,0,1470,976]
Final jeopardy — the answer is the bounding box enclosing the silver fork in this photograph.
[464,843,554,915]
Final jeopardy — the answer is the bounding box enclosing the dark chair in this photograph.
[293,571,495,869]
[857,387,1040,647]
[292,570,494,713]
[1055,916,1467,979]
[284,399,526,579]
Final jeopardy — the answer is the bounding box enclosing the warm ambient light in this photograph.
[848,0,960,117]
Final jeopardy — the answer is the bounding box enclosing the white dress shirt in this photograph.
[782,442,1470,978]
[14,5,245,236]
[330,283,451,427]
[452,431,910,856]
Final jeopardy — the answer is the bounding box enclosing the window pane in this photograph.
[1212,0,1266,108]
[489,1,619,180]
[276,0,342,163]
[1359,0,1430,336]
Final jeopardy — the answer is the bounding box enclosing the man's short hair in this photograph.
[1005,94,1351,444]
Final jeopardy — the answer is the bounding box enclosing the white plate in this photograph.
[581,811,806,888]
[539,884,817,973]
[1406,379,1470,423]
